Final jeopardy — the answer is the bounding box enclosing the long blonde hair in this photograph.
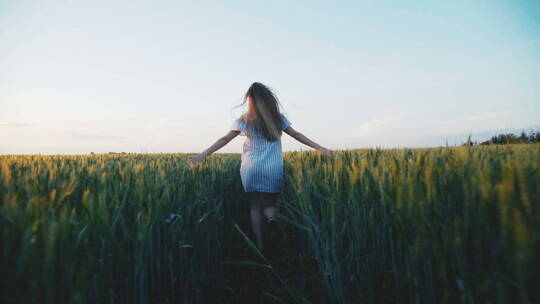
[235,82,283,142]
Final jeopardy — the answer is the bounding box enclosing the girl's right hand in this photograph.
[318,148,334,158]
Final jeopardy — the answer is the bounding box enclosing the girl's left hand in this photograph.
[187,153,205,167]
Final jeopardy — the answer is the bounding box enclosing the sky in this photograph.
[1,0,539,154]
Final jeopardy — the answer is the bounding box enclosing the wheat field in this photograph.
[1,145,539,303]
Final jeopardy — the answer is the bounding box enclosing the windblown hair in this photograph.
[236,82,283,142]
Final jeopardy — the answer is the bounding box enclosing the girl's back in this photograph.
[231,113,292,193]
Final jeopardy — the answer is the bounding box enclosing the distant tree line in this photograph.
[462,130,540,146]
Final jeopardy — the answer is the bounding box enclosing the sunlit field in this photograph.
[1,145,539,303]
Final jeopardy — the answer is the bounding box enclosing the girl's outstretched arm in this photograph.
[283,126,334,157]
[188,130,240,167]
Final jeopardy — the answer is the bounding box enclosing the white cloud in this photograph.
[354,111,524,147]
[145,117,170,130]
[0,122,33,127]
[64,131,123,141]
[358,114,428,136]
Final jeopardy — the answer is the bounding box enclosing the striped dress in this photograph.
[230,113,292,193]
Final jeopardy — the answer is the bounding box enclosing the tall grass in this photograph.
[1,145,538,303]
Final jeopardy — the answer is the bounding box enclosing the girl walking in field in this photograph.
[188,82,333,251]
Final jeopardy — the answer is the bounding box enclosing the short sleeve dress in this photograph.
[230,113,292,193]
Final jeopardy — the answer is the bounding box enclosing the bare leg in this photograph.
[247,192,264,250]
[260,192,281,251]
[262,192,279,220]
